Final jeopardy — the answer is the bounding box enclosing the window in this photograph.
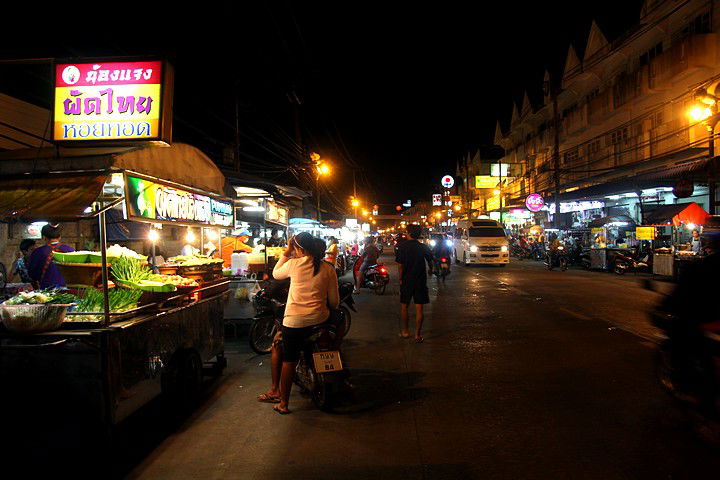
[588,139,601,155]
[681,11,711,38]
[639,42,663,66]
[608,127,629,145]
[469,227,506,237]
[652,109,664,129]
[563,147,579,165]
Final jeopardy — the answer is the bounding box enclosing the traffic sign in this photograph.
[441,175,454,188]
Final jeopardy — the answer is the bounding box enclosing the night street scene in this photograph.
[3,1,720,479]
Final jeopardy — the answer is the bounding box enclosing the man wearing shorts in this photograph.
[396,225,434,343]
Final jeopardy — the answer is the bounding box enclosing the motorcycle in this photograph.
[567,244,590,269]
[614,248,652,275]
[544,245,569,271]
[529,242,545,261]
[353,257,390,295]
[434,256,451,280]
[294,317,349,412]
[249,278,355,354]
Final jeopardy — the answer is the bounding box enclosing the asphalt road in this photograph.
[21,254,720,479]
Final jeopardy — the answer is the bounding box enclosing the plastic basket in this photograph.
[0,304,71,333]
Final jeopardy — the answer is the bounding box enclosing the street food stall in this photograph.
[587,215,637,270]
[0,143,232,435]
[642,202,710,278]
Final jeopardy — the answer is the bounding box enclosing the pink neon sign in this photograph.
[525,194,544,212]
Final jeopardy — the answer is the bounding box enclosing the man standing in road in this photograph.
[396,225,433,343]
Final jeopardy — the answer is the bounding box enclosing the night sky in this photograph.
[0,1,644,215]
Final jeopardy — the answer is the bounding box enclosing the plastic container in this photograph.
[231,252,249,275]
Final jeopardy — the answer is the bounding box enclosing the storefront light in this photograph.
[606,195,621,200]
[687,223,696,230]
[624,193,638,198]
[186,229,196,243]
[148,229,160,243]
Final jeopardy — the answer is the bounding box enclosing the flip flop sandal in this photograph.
[398,333,411,339]
[415,337,424,344]
[273,405,291,415]
[257,393,281,403]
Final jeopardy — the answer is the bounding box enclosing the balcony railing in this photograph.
[649,33,718,89]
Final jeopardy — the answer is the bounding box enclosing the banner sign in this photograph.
[525,194,545,212]
[491,163,510,177]
[266,201,289,226]
[475,175,497,189]
[54,60,172,142]
[125,175,233,226]
[432,194,442,206]
[636,226,656,240]
[486,195,501,211]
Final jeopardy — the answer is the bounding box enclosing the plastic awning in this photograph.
[0,173,107,221]
[643,202,710,227]
[588,214,636,228]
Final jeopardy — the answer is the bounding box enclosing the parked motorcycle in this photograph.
[544,245,569,271]
[353,257,390,295]
[434,256,451,280]
[614,248,652,275]
[249,278,354,354]
[567,245,590,269]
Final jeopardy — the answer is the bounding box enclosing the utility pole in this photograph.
[234,93,241,173]
[498,158,504,225]
[552,88,562,229]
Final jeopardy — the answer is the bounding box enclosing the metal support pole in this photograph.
[316,174,321,223]
[553,92,561,229]
[200,227,205,256]
[98,211,110,327]
[709,126,716,215]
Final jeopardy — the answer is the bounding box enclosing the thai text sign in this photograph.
[486,195,501,211]
[432,194,442,206]
[475,175,497,189]
[525,194,544,212]
[125,175,233,226]
[54,61,167,141]
[636,226,656,240]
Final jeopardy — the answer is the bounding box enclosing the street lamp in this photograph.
[311,152,331,222]
[687,87,720,214]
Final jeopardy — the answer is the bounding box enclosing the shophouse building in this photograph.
[487,0,720,234]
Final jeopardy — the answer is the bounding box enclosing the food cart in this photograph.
[0,144,232,437]
[587,215,637,270]
[642,202,710,278]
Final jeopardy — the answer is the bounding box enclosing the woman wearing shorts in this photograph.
[258,232,339,414]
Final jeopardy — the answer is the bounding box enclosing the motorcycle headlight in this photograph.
[445,240,453,247]
[558,246,564,250]
[470,245,478,253]
[500,245,508,252]
[430,240,436,247]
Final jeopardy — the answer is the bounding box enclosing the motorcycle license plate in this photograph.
[312,351,343,372]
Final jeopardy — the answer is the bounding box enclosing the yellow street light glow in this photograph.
[689,106,713,122]
[362,210,369,216]
[148,229,159,242]
[351,200,359,207]
[319,163,330,175]
[310,152,321,162]
[454,205,461,211]
[372,220,377,225]
[434,212,442,218]
[493,189,501,195]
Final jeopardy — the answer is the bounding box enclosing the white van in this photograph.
[453,219,509,266]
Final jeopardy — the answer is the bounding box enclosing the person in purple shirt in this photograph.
[27,224,74,289]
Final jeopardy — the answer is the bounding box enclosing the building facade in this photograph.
[485,0,720,231]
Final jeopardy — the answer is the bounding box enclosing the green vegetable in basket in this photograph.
[74,288,143,313]
[2,289,77,305]
[111,255,151,284]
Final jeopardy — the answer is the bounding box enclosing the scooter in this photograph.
[353,257,390,295]
[434,256,451,280]
[249,278,355,354]
[614,248,652,275]
[544,245,569,271]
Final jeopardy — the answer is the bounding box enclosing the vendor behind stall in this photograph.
[220,230,254,266]
[27,224,74,289]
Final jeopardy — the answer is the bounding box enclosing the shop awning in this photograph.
[588,214,636,228]
[0,173,107,221]
[0,143,230,197]
[642,202,709,227]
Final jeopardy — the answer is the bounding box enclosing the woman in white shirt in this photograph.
[261,232,339,414]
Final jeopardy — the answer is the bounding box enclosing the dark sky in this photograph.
[0,1,644,214]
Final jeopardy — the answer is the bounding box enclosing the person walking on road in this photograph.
[258,232,339,414]
[396,224,434,343]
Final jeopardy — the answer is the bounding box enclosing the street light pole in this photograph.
[316,172,321,223]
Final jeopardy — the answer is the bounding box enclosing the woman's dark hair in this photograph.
[19,239,36,252]
[294,232,325,276]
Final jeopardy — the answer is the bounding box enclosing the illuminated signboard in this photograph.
[432,194,442,206]
[486,195,501,211]
[53,60,173,142]
[636,226,656,240]
[490,163,511,177]
[125,175,232,226]
[525,194,544,212]
[441,175,455,188]
[475,175,497,189]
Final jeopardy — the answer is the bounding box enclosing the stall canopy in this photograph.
[0,143,232,221]
[643,202,710,227]
[588,214,636,228]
